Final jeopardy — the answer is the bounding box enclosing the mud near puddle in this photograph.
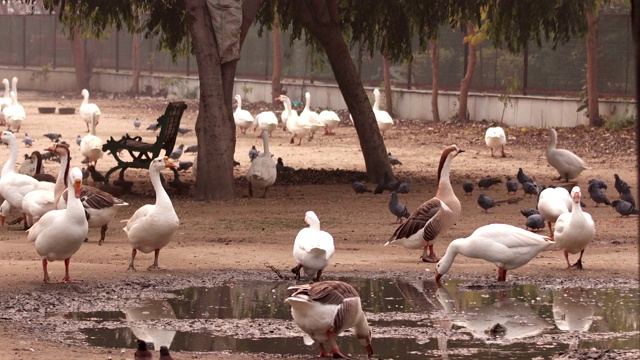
[0,270,638,359]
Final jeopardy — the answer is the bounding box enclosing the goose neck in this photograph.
[372,91,380,111]
[150,167,172,208]
[236,96,242,111]
[547,130,557,151]
[304,93,311,111]
[261,133,271,156]
[1,137,17,176]
[54,152,70,207]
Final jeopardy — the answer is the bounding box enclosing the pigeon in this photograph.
[611,199,639,217]
[588,178,608,190]
[525,214,545,232]
[43,132,62,142]
[477,194,498,213]
[169,144,184,160]
[396,182,410,194]
[41,151,59,162]
[185,144,198,153]
[517,167,533,185]
[388,152,403,166]
[478,177,502,190]
[505,176,518,195]
[22,133,32,147]
[389,191,410,223]
[177,160,193,172]
[351,181,372,194]
[374,171,400,194]
[178,127,193,135]
[462,182,474,196]
[134,339,152,360]
[146,122,161,132]
[588,181,611,207]
[276,157,294,173]
[81,167,90,183]
[133,117,141,130]
[87,164,106,184]
[249,145,259,161]
[520,208,540,218]
[614,174,630,195]
[159,346,174,360]
[620,187,636,207]
[75,134,82,146]
[522,181,539,197]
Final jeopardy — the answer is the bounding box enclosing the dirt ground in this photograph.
[0,91,637,360]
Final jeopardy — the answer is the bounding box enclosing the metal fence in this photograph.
[0,12,634,98]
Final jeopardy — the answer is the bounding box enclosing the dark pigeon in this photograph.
[146,123,161,132]
[620,187,636,207]
[588,181,611,207]
[134,339,152,360]
[81,167,90,182]
[249,145,259,161]
[43,132,62,142]
[76,134,82,146]
[87,164,106,184]
[159,345,174,360]
[478,194,498,213]
[588,178,608,190]
[478,177,502,190]
[41,151,59,162]
[462,182,474,196]
[520,208,540,218]
[525,214,545,232]
[351,181,372,194]
[614,174,629,195]
[506,176,519,195]
[185,144,198,153]
[611,199,639,217]
[388,152,403,166]
[389,192,410,223]
[178,127,193,135]
[23,133,32,147]
[523,181,539,197]
[374,171,400,194]
[517,167,533,185]
[396,182,411,194]
[276,157,294,173]
[169,144,184,160]
[177,160,193,172]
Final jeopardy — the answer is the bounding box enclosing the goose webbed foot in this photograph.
[291,264,302,280]
[98,224,108,245]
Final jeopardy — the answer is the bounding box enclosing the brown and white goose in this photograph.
[546,128,590,182]
[385,145,464,262]
[285,281,373,359]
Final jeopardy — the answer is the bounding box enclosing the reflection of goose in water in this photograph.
[552,287,595,332]
[125,300,177,350]
[452,293,552,342]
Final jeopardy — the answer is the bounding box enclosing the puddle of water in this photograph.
[69,278,639,358]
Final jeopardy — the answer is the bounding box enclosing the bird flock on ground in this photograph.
[1,81,636,359]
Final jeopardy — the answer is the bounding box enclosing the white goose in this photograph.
[546,128,590,182]
[252,110,278,137]
[285,281,373,359]
[318,110,340,135]
[300,92,324,139]
[3,91,25,132]
[0,131,55,223]
[435,224,554,283]
[0,78,10,125]
[553,186,595,270]
[372,88,394,136]
[124,156,179,271]
[291,211,335,281]
[484,126,506,157]
[80,89,101,132]
[27,167,88,283]
[80,113,103,166]
[276,95,311,145]
[233,94,254,134]
[386,145,464,262]
[537,187,572,238]
[52,142,128,245]
[245,131,277,197]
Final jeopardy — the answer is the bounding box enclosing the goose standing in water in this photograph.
[124,157,179,271]
[386,145,464,262]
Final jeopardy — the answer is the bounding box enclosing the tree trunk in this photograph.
[291,1,391,182]
[382,55,393,117]
[458,22,476,122]
[430,40,440,122]
[131,31,141,94]
[586,9,601,126]
[70,26,89,90]
[271,17,282,103]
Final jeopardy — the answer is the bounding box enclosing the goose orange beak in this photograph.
[74,179,82,197]
[163,156,177,169]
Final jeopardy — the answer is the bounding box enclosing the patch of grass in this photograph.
[605,113,637,130]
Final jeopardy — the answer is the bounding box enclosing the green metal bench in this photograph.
[102,101,188,184]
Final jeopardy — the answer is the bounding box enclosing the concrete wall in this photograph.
[2,66,635,128]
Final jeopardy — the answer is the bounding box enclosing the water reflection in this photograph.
[124,300,176,350]
[553,287,595,332]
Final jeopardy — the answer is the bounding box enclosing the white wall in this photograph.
[2,66,635,128]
